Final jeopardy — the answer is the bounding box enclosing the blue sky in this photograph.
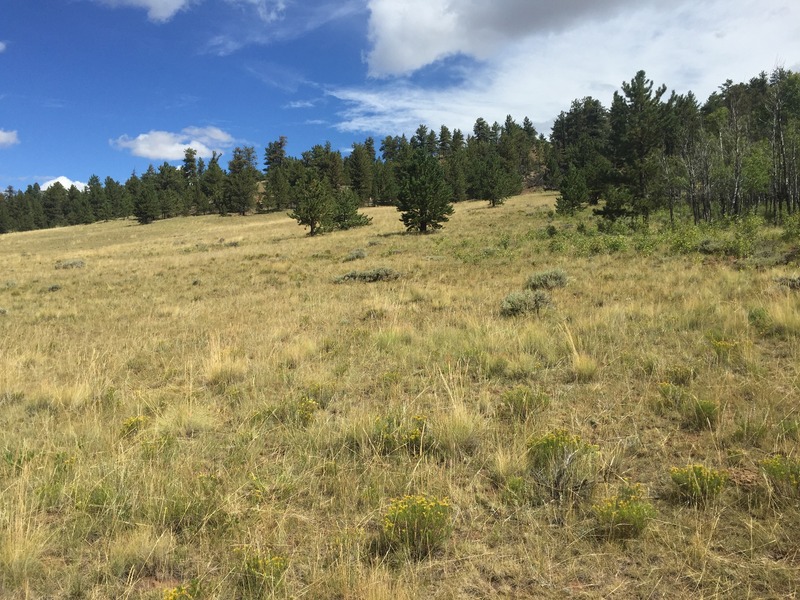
[1,0,799,191]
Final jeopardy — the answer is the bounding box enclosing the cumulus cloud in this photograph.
[94,0,195,22]
[111,126,235,160]
[365,0,676,77]
[340,0,800,136]
[42,176,87,192]
[0,129,20,148]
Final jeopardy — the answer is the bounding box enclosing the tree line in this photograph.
[2,66,798,234]
[0,114,544,233]
[552,67,800,224]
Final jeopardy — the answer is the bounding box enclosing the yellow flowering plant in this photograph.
[382,494,452,558]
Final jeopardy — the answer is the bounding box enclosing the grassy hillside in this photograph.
[1,192,799,599]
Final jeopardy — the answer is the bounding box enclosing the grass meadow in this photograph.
[1,192,799,598]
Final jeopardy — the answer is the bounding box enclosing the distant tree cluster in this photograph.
[5,66,798,235]
[550,67,800,223]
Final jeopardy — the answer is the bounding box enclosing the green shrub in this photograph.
[664,365,696,386]
[347,414,431,456]
[525,269,568,291]
[670,464,727,505]
[500,289,552,317]
[499,386,550,420]
[592,483,656,540]
[55,258,86,269]
[251,397,319,428]
[162,580,201,600]
[527,429,598,503]
[343,248,367,262]
[775,275,800,290]
[708,336,738,364]
[334,267,401,283]
[760,455,800,499]
[120,415,148,438]
[681,398,719,431]
[235,548,288,598]
[382,494,452,558]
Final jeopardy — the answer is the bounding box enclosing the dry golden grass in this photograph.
[1,193,799,598]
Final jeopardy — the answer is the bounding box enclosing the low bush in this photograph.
[527,429,598,503]
[525,268,568,291]
[760,455,800,499]
[670,464,727,505]
[235,548,288,599]
[500,289,552,317]
[55,259,85,269]
[681,398,719,431]
[382,494,452,558]
[499,386,550,420]
[343,248,367,262]
[775,275,800,290]
[334,267,401,283]
[592,483,656,540]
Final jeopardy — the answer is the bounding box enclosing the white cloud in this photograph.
[0,129,20,148]
[95,0,194,22]
[206,0,362,56]
[226,0,286,23]
[111,126,235,160]
[0,41,7,53]
[286,100,316,109]
[365,0,674,77]
[339,0,800,137]
[42,176,87,192]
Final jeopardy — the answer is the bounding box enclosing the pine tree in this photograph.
[289,177,334,236]
[132,175,159,225]
[347,142,374,204]
[556,166,589,215]
[331,187,372,230]
[396,148,453,233]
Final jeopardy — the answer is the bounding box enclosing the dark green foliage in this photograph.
[396,148,453,233]
[525,269,568,290]
[331,187,372,230]
[130,168,160,225]
[289,177,334,236]
[346,142,375,204]
[500,290,552,316]
[556,166,589,215]
[202,153,227,215]
[334,267,401,283]
[226,146,260,215]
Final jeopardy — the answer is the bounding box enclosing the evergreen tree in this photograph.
[373,160,398,205]
[396,148,453,233]
[347,142,374,204]
[66,185,93,225]
[556,166,589,215]
[182,147,206,214]
[86,174,108,221]
[43,182,67,227]
[331,187,372,230]
[608,70,669,219]
[0,189,11,233]
[226,146,260,215]
[551,97,611,202]
[264,136,288,172]
[132,174,159,225]
[202,153,227,215]
[302,142,344,188]
[289,177,334,235]
[104,176,131,219]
